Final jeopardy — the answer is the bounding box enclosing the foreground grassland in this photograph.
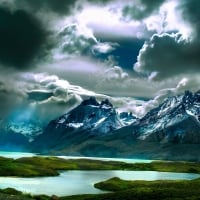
[0,156,200,177]
[1,178,200,200]
[1,156,200,199]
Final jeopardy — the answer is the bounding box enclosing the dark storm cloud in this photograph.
[0,72,81,122]
[59,28,145,70]
[0,6,47,69]
[134,33,200,79]
[134,0,200,79]
[0,81,6,93]
[27,91,54,101]
[87,0,113,4]
[14,0,76,16]
[0,80,26,118]
[0,92,21,118]
[122,0,167,20]
[14,0,112,16]
[178,0,200,38]
[58,24,97,57]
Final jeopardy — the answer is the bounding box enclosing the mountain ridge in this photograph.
[32,97,136,151]
[1,90,200,161]
[31,90,200,161]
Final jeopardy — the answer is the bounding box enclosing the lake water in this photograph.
[0,151,153,163]
[0,151,35,159]
[0,170,199,196]
[0,151,199,196]
[57,156,154,163]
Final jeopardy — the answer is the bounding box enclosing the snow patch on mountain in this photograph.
[45,97,137,135]
[134,90,200,142]
[4,121,42,142]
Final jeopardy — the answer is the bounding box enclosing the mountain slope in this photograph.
[32,97,136,151]
[0,117,42,151]
[132,90,200,143]
[4,120,42,142]
[33,91,200,161]
[0,127,29,151]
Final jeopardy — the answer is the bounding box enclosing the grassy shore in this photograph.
[0,156,200,177]
[61,178,200,200]
[0,156,200,199]
[92,177,200,200]
[1,178,200,200]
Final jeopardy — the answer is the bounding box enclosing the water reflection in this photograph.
[0,170,199,196]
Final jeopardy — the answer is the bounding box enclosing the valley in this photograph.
[1,0,199,199]
[0,91,200,199]
[0,154,199,199]
[0,91,200,161]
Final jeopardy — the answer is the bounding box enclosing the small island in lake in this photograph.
[0,156,200,199]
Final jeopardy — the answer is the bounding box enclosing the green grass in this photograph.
[0,157,200,199]
[0,156,200,177]
[5,177,200,200]
[91,177,200,200]
[0,157,59,177]
[150,161,200,173]
[94,177,200,192]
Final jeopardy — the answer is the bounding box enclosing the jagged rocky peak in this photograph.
[119,112,135,119]
[182,90,194,105]
[179,90,200,105]
[81,97,99,106]
[44,97,126,135]
[196,90,200,95]
[119,112,137,126]
[134,90,200,143]
[100,99,113,108]
[81,97,113,108]
[151,90,199,118]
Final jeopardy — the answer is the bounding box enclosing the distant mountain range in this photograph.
[0,119,42,151]
[1,91,200,161]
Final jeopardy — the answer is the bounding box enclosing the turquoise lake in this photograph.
[0,151,199,196]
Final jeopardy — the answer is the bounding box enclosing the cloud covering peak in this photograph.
[0,0,200,126]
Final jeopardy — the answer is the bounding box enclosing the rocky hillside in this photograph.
[32,97,136,152]
[28,91,200,161]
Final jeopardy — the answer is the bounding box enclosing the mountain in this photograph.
[0,117,42,151]
[33,91,200,161]
[133,90,200,143]
[0,120,30,151]
[109,90,200,160]
[111,90,200,161]
[32,97,136,152]
[4,120,42,142]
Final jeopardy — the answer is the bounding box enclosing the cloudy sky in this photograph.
[0,0,200,124]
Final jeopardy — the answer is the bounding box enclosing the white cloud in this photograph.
[0,71,109,123]
[1,0,200,124]
[104,66,129,80]
[95,66,169,98]
[136,76,200,117]
[122,0,166,20]
[92,42,117,54]
[111,97,146,117]
[143,0,192,37]
[74,4,151,39]
[52,23,97,60]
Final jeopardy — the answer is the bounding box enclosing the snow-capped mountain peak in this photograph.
[50,97,135,134]
[134,91,200,142]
